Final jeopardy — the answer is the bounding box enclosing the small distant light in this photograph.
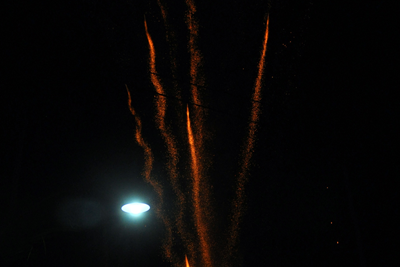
[331,222,333,224]
[121,203,150,215]
[337,241,339,244]
[327,187,329,189]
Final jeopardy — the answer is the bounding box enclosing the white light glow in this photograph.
[121,203,150,215]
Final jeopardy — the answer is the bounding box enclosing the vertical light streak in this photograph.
[185,1,213,266]
[144,17,187,266]
[186,106,212,267]
[225,15,270,264]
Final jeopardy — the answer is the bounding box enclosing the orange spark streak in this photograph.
[185,255,190,267]
[225,14,270,264]
[186,106,212,267]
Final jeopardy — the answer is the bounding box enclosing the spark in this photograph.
[185,255,190,267]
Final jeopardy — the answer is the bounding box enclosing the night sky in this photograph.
[2,0,396,266]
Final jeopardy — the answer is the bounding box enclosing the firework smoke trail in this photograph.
[144,15,188,266]
[224,15,270,265]
[186,106,212,267]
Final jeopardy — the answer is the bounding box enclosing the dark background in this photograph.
[2,0,396,266]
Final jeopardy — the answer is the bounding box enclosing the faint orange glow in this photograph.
[337,241,339,244]
[331,222,333,224]
[185,0,205,147]
[185,255,190,267]
[185,0,203,106]
[156,0,180,99]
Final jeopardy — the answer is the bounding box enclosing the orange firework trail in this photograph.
[126,84,160,197]
[224,15,270,265]
[186,106,212,267]
[185,1,214,266]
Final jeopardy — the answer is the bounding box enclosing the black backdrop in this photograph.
[2,0,396,266]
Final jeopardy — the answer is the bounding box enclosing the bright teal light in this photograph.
[121,203,150,215]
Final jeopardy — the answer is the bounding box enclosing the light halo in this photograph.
[121,202,150,215]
